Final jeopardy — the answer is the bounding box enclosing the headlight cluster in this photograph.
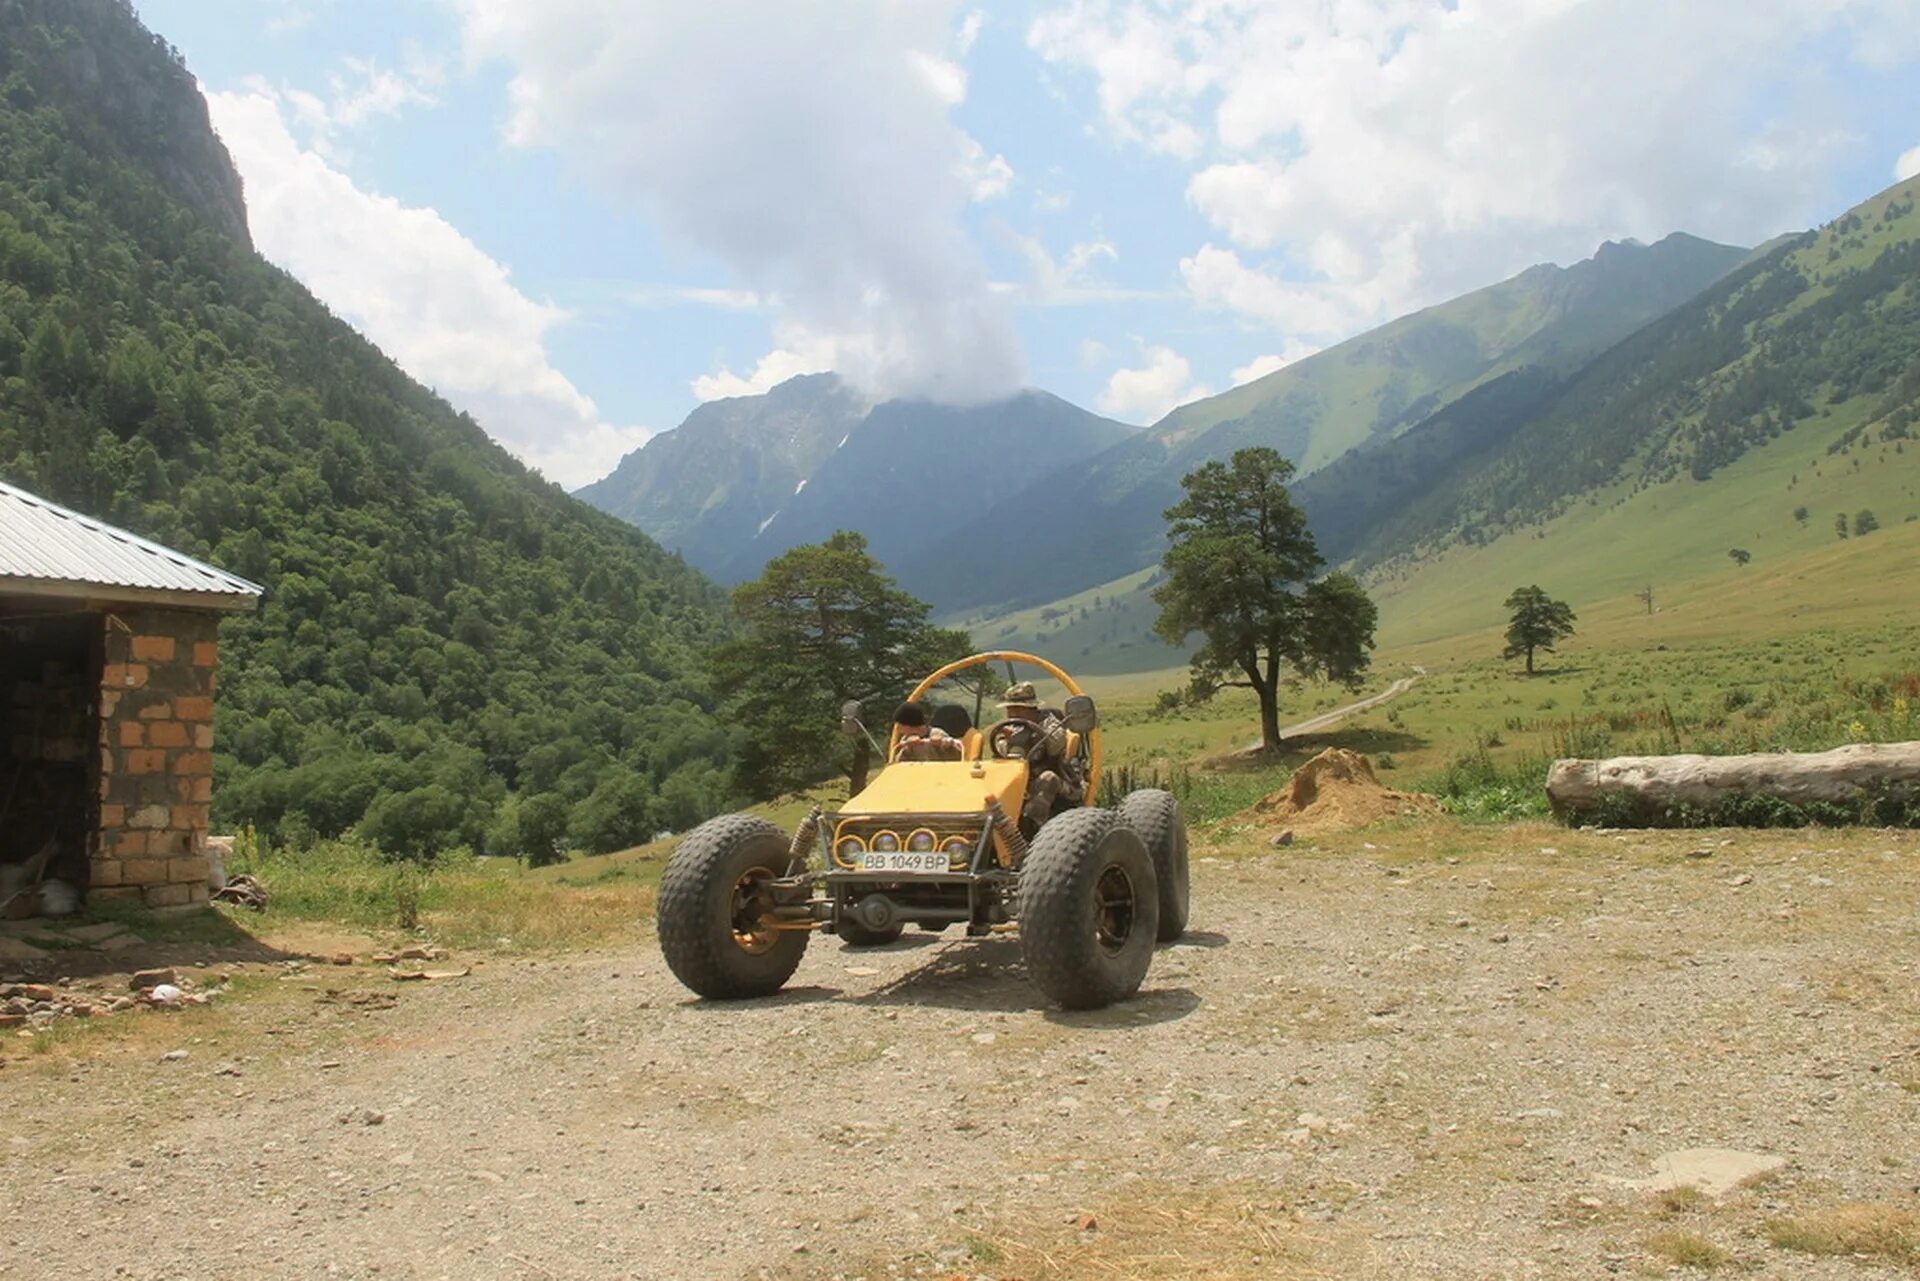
[832,826,979,867]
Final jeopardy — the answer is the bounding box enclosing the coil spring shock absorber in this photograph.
[984,797,1028,869]
[787,806,822,872]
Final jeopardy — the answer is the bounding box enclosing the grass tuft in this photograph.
[1766,1204,1919,1261]
[1653,1186,1707,1218]
[1645,1228,1732,1270]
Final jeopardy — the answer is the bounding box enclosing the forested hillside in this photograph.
[0,0,733,857]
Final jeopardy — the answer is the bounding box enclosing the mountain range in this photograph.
[579,232,1751,614]
[572,170,1920,687]
[576,375,1136,583]
[975,174,1920,667]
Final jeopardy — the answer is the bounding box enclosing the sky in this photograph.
[137,0,1920,489]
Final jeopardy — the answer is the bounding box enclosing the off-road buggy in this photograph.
[655,651,1190,1010]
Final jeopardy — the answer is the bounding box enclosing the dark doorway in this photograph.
[1,607,100,910]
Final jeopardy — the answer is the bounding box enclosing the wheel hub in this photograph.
[1093,864,1136,954]
[731,865,779,954]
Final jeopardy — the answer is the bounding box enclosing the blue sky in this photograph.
[137,1,1920,487]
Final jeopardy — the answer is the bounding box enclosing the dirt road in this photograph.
[4,821,1917,1280]
[1240,671,1423,754]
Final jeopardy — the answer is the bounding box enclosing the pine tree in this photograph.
[710,532,969,797]
[1502,586,1577,675]
[1153,448,1378,751]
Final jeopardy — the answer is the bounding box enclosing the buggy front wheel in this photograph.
[656,814,809,999]
[1018,808,1159,1010]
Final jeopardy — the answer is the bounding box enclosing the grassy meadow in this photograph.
[192,485,1920,951]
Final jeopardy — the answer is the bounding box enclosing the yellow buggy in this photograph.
[655,652,1191,1010]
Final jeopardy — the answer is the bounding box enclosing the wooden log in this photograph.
[1546,741,1920,821]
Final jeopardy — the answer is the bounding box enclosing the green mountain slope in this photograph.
[1005,177,1920,674]
[1346,174,1920,579]
[578,376,1136,583]
[898,233,1747,615]
[0,0,732,857]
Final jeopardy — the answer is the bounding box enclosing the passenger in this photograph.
[892,700,962,761]
[998,682,1084,825]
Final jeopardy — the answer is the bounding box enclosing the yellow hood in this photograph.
[840,759,1028,817]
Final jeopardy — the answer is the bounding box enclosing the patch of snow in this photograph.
[837,434,850,449]
[757,511,779,536]
[794,478,808,494]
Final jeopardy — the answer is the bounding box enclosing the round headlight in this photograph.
[836,836,866,862]
[940,836,971,857]
[908,829,937,853]
[872,831,900,853]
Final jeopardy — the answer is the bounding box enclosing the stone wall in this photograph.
[91,608,221,909]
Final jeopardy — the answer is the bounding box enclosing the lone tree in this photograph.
[1835,513,1850,540]
[1152,447,1378,752]
[711,531,970,798]
[1728,547,1752,567]
[1502,585,1577,675]
[1854,508,1880,537]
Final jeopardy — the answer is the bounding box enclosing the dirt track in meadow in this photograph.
[3,821,1918,1281]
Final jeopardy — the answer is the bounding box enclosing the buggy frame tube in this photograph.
[897,650,1102,806]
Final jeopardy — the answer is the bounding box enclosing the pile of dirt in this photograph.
[1241,747,1441,832]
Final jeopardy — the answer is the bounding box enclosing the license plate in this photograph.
[859,849,950,874]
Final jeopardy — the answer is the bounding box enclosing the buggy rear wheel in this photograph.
[1018,808,1158,1010]
[1119,788,1190,941]
[656,814,808,999]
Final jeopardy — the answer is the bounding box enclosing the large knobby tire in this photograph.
[837,920,905,948]
[1119,788,1190,942]
[656,814,808,1000]
[1018,808,1159,1010]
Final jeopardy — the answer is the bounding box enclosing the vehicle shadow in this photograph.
[680,983,844,1010]
[850,935,1203,1023]
[1044,985,1199,1029]
[833,931,945,955]
[1164,929,1228,950]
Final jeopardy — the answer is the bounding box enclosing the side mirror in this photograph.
[839,700,865,737]
[1061,694,1097,734]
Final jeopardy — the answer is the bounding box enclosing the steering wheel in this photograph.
[989,719,1041,761]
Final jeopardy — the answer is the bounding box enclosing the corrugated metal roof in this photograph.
[0,478,261,608]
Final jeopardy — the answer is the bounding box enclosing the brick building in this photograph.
[0,480,259,913]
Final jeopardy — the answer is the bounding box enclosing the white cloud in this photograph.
[207,86,643,489]
[956,10,985,55]
[1077,337,1109,367]
[263,4,314,35]
[1097,344,1211,423]
[1231,341,1320,386]
[624,285,768,312]
[244,54,441,164]
[1001,228,1117,299]
[1033,187,1072,214]
[959,135,1015,202]
[1034,0,1920,337]
[452,0,1023,407]
[1899,144,1920,181]
[690,329,842,401]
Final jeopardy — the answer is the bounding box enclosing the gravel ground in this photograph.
[3,821,1917,1280]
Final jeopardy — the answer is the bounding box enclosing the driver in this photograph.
[892,700,962,761]
[998,682,1084,826]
